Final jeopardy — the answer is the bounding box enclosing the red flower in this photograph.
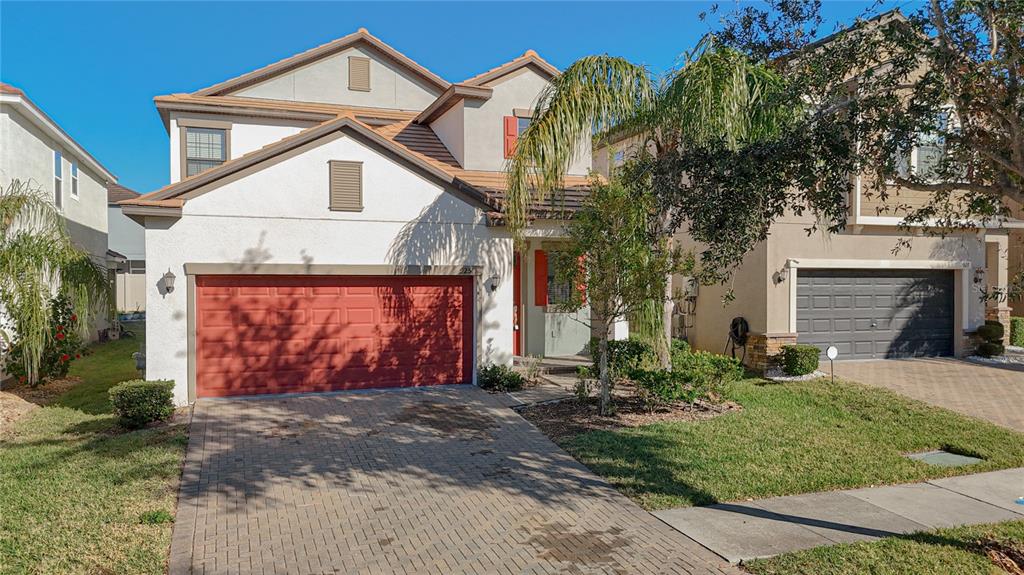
[70,314,77,322]
[60,354,70,362]
[56,332,66,341]
[18,376,26,383]
[56,325,64,332]
[75,354,81,359]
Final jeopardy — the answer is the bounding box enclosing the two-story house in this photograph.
[122,29,597,404]
[1,83,117,337]
[594,80,1021,372]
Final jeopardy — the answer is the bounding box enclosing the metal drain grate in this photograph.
[905,449,983,467]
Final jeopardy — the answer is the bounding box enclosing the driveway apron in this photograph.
[169,385,737,575]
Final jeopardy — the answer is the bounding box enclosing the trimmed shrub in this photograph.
[977,321,1005,343]
[589,337,657,378]
[674,350,744,387]
[109,380,175,428]
[630,369,693,412]
[631,351,743,412]
[1011,317,1024,347]
[478,364,524,392]
[780,345,820,376]
[977,341,1006,358]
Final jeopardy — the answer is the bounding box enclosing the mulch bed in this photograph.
[0,376,84,431]
[518,385,741,442]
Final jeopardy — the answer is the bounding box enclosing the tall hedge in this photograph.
[1011,317,1024,347]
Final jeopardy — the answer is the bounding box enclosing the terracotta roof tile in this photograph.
[107,183,139,203]
[0,82,25,96]
[462,50,560,86]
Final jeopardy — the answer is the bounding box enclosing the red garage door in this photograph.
[195,275,473,398]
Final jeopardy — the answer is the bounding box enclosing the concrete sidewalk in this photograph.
[654,468,1024,564]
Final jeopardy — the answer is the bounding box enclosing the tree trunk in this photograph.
[598,325,612,416]
[658,273,673,370]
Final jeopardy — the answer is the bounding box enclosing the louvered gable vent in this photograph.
[329,160,363,211]
[349,56,371,91]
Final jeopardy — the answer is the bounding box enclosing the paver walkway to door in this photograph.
[832,358,1024,431]
[655,468,1024,564]
[170,385,738,575]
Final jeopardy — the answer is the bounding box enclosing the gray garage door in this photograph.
[796,269,954,359]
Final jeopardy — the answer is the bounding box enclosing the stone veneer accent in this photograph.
[746,332,799,373]
[985,306,1013,346]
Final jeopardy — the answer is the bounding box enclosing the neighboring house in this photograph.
[107,183,146,313]
[122,29,598,404]
[0,82,117,337]
[595,91,1020,372]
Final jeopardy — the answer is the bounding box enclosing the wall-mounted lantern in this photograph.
[488,274,500,293]
[772,266,790,285]
[162,269,177,293]
[973,268,986,285]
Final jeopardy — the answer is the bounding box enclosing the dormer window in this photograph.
[504,115,532,159]
[185,128,227,177]
[179,119,232,179]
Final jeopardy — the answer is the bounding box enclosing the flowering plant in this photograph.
[2,294,84,385]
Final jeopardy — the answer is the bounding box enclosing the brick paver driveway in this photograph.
[833,358,1024,431]
[170,385,736,575]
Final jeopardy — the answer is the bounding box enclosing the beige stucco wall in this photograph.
[231,45,441,111]
[674,231,769,356]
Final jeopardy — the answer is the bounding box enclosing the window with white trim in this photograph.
[185,127,227,177]
[71,160,79,199]
[891,109,954,183]
[53,150,62,209]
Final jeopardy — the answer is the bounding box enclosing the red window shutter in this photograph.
[503,116,518,159]
[577,254,587,304]
[534,250,548,306]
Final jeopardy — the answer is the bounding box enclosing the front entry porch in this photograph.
[513,240,594,359]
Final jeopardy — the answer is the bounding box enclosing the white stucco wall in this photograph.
[0,103,108,259]
[169,113,314,183]
[108,204,145,260]
[462,69,591,175]
[144,131,514,405]
[231,45,441,111]
[431,100,465,167]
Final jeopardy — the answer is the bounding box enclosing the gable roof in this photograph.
[192,28,451,97]
[413,84,492,125]
[1,82,117,183]
[123,104,593,223]
[107,183,139,204]
[462,50,559,86]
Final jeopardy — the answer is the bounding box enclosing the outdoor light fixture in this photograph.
[162,269,176,293]
[973,268,985,284]
[488,274,500,293]
[773,266,790,285]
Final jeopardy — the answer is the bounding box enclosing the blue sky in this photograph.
[1,1,914,193]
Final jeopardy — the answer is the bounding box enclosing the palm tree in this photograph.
[1,179,110,384]
[505,35,792,363]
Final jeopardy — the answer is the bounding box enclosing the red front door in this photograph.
[195,275,473,397]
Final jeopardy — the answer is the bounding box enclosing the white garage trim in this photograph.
[784,258,972,339]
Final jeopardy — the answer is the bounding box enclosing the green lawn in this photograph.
[563,378,1024,510]
[745,520,1024,575]
[0,324,188,575]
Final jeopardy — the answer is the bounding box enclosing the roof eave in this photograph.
[0,92,117,183]
[413,84,493,125]
[191,29,451,97]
